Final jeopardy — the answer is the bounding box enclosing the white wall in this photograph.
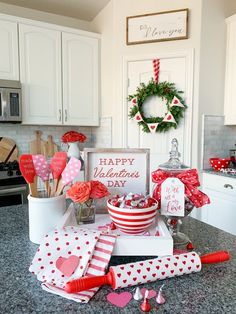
[91,0,202,168]
[91,0,236,169]
[0,2,91,31]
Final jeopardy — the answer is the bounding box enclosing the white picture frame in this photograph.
[84,148,150,196]
[126,8,189,45]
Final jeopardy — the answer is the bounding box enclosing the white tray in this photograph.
[58,205,173,257]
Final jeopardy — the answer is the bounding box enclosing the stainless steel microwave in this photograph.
[0,79,22,123]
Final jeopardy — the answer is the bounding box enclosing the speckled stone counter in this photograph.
[1,205,236,314]
[203,168,236,179]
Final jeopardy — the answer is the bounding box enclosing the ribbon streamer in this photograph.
[152,169,210,208]
[152,59,160,83]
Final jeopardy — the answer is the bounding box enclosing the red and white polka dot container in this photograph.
[107,200,158,235]
[28,194,66,244]
[209,158,231,172]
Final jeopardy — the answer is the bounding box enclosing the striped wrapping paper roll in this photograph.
[110,252,201,289]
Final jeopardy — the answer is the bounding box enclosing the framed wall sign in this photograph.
[126,8,188,45]
[84,148,150,196]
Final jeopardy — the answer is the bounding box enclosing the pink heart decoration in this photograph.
[150,125,155,129]
[56,255,80,277]
[107,292,132,308]
[167,115,171,120]
[136,116,141,121]
[174,99,179,104]
[141,288,157,299]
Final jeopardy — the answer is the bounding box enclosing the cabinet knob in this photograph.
[224,183,233,189]
[58,109,62,122]
[65,109,68,122]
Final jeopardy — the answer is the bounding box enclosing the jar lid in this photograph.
[159,138,189,171]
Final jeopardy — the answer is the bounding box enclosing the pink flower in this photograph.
[90,180,110,199]
[67,182,91,204]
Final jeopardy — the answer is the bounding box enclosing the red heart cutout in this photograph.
[192,253,196,256]
[175,256,179,260]
[165,264,169,268]
[107,292,132,308]
[183,261,186,265]
[133,277,137,281]
[146,267,150,272]
[174,99,178,104]
[179,268,183,272]
[120,266,125,270]
[132,98,137,104]
[196,265,200,268]
[174,262,178,266]
[136,116,141,121]
[152,273,156,277]
[150,125,155,129]
[149,261,153,265]
[117,273,121,278]
[188,266,191,270]
[191,259,194,263]
[56,255,79,277]
[130,264,134,268]
[140,263,144,266]
[143,275,147,279]
[167,115,172,121]
[161,272,165,276]
[137,269,141,274]
[167,258,171,261]
[123,279,127,283]
[127,271,131,276]
[184,255,188,258]
[170,270,174,274]
[158,259,162,263]
[156,266,160,270]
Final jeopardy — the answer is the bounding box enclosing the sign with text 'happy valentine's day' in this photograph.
[84,148,150,195]
[161,178,185,217]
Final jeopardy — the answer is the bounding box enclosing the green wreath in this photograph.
[128,78,187,133]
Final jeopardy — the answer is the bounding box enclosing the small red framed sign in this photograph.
[84,148,150,195]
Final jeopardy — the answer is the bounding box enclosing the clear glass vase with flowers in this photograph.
[67,180,110,224]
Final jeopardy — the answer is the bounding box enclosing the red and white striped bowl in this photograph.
[107,200,158,234]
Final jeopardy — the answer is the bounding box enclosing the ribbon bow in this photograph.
[152,168,210,208]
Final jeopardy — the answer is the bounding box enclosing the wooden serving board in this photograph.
[43,135,58,158]
[0,137,18,162]
[30,130,45,155]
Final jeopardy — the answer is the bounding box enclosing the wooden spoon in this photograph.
[32,154,50,197]
[56,157,81,196]
[50,152,67,195]
[19,154,38,197]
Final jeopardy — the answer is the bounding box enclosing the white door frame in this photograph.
[122,49,194,166]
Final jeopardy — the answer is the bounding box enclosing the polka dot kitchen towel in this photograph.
[29,226,116,303]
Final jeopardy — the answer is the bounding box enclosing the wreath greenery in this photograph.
[128,78,187,133]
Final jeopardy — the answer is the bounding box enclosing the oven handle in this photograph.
[0,186,27,195]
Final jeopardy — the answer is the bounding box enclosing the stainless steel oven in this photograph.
[0,161,28,207]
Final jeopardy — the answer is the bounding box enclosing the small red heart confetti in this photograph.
[127,271,131,276]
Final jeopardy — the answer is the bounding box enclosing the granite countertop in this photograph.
[203,168,236,179]
[1,205,236,314]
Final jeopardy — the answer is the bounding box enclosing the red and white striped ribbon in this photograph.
[152,59,160,83]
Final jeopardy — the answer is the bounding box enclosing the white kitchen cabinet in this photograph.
[62,32,99,126]
[0,19,19,80]
[19,23,62,125]
[224,15,236,125]
[201,173,236,235]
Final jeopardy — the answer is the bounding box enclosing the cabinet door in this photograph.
[62,32,99,126]
[224,20,236,125]
[202,187,236,236]
[19,23,62,125]
[0,19,19,80]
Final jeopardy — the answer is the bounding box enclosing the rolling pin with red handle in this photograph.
[65,251,230,293]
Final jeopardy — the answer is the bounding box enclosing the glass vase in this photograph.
[165,197,194,247]
[73,200,95,225]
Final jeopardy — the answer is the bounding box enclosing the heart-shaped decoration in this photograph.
[167,115,172,121]
[174,99,179,104]
[151,125,155,129]
[107,292,132,308]
[141,288,157,299]
[127,271,131,276]
[56,255,80,277]
[136,116,141,121]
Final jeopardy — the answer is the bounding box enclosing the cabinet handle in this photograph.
[58,109,62,122]
[224,183,233,189]
[65,109,68,122]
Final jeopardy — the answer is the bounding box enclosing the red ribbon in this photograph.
[152,168,210,208]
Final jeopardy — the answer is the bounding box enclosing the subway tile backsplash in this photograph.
[0,117,112,154]
[202,115,236,169]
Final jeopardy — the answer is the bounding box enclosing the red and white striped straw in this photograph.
[152,58,160,83]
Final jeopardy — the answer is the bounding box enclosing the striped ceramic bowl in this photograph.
[107,200,158,234]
